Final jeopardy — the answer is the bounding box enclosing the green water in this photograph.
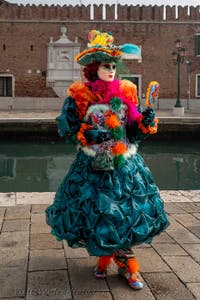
[0,140,199,192]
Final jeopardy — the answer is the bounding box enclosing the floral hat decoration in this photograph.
[75,29,141,66]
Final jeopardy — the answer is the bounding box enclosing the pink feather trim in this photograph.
[86,79,141,124]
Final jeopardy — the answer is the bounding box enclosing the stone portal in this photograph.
[46,27,80,98]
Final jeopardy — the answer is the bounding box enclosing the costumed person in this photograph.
[46,29,170,290]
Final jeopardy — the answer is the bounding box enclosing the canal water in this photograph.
[0,140,199,192]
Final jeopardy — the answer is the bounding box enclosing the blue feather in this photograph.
[120,43,141,55]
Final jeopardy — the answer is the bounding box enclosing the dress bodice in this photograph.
[80,102,137,169]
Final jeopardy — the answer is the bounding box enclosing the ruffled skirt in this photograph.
[46,150,169,256]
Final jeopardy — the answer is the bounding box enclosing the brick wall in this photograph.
[0,2,200,99]
[1,3,200,21]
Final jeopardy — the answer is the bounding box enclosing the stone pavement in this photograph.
[0,191,200,300]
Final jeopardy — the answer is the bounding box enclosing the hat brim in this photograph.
[75,48,122,66]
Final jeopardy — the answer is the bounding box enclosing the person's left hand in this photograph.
[141,108,155,126]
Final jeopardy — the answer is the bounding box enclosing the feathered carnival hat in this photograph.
[75,29,141,66]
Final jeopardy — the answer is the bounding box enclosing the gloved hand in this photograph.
[84,129,112,144]
[141,108,155,127]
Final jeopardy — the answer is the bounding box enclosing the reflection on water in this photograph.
[0,140,199,192]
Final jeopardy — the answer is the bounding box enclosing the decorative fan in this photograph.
[146,81,160,107]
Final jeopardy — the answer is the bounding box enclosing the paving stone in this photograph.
[160,191,191,202]
[1,298,25,300]
[73,292,113,300]
[0,244,28,268]
[64,242,89,258]
[0,207,6,220]
[167,227,200,244]
[16,192,52,205]
[153,243,188,256]
[5,205,30,219]
[175,202,200,213]
[0,267,27,298]
[0,231,29,249]
[152,232,175,244]
[181,244,200,263]
[30,213,50,234]
[193,213,200,220]
[29,249,67,271]
[180,191,200,203]
[189,226,200,239]
[0,231,29,268]
[163,255,200,283]
[172,213,200,238]
[182,191,200,203]
[26,270,71,300]
[2,219,30,232]
[173,213,200,227]
[68,257,109,292]
[134,248,171,272]
[107,273,155,300]
[31,222,50,234]
[31,213,46,223]
[0,192,16,206]
[193,203,200,210]
[166,215,184,231]
[26,295,71,300]
[30,233,63,250]
[187,283,200,299]
[135,243,151,248]
[31,204,49,213]
[143,272,195,300]
[164,202,186,214]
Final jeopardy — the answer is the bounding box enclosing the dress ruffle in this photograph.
[46,150,169,256]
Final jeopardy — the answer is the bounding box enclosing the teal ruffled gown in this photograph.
[46,96,170,256]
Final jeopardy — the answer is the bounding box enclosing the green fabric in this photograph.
[56,96,80,139]
[46,151,170,256]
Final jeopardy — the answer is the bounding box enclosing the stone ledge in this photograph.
[0,191,199,207]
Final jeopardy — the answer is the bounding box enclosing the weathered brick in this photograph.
[0,4,199,99]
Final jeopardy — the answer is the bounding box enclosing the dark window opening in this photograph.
[31,45,34,51]
[0,77,12,97]
[42,71,46,77]
[194,35,200,56]
[3,44,6,51]
[197,75,200,97]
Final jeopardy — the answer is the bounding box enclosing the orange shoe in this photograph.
[114,254,144,290]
